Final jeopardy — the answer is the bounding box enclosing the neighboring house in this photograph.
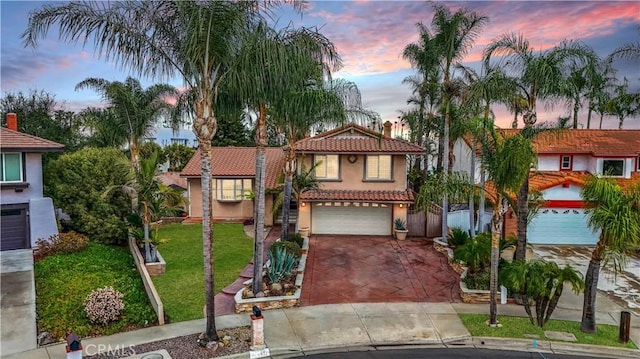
[181,147,285,225]
[294,122,424,236]
[454,129,640,245]
[1,113,64,251]
[181,122,425,235]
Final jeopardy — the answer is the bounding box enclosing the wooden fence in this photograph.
[407,207,442,238]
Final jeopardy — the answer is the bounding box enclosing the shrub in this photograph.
[453,232,491,273]
[84,286,125,325]
[36,231,89,258]
[266,247,299,283]
[448,227,470,247]
[45,147,131,244]
[463,268,491,290]
[269,240,302,259]
[287,233,304,248]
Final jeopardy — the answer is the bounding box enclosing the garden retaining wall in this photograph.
[128,237,165,325]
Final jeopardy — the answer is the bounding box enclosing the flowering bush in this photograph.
[84,287,125,325]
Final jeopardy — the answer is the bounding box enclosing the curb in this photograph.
[472,337,640,359]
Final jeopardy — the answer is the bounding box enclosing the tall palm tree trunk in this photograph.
[586,105,593,129]
[281,172,293,240]
[581,238,605,333]
[199,138,218,341]
[598,113,604,129]
[515,179,529,261]
[489,197,503,326]
[252,106,268,295]
[194,98,218,342]
[469,140,476,237]
[478,170,486,233]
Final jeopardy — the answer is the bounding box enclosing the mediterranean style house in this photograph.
[181,122,424,235]
[1,113,64,251]
[453,129,640,245]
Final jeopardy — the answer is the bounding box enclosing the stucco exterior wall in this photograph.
[187,178,203,218]
[1,153,44,204]
[301,154,407,190]
[187,177,275,224]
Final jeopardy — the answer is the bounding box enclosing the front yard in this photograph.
[460,313,637,349]
[34,242,157,340]
[151,223,254,322]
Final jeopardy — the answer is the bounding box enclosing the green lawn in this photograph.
[151,223,254,322]
[459,313,637,349]
[34,242,157,340]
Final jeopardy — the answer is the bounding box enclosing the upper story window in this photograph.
[366,155,392,180]
[314,154,339,179]
[214,179,252,201]
[1,153,23,182]
[602,159,624,177]
[560,155,572,170]
[637,156,640,171]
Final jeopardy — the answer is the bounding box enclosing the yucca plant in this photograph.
[266,247,299,283]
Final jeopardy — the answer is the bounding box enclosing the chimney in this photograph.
[6,113,18,131]
[383,121,392,137]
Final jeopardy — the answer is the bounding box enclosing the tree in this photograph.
[477,120,536,326]
[226,21,342,293]
[604,79,640,129]
[162,143,195,172]
[0,89,85,151]
[75,77,179,170]
[580,176,640,333]
[79,107,128,148]
[501,259,584,327]
[483,35,592,262]
[430,3,488,239]
[46,147,131,244]
[24,0,300,342]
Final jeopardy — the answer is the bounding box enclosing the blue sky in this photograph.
[1,0,639,140]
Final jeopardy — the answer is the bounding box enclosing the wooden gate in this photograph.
[407,206,442,238]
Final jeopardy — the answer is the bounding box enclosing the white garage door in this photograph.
[312,204,392,235]
[528,208,599,245]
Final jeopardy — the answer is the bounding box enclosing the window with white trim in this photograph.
[560,155,572,170]
[366,155,392,180]
[602,159,624,177]
[1,153,23,182]
[214,179,252,201]
[637,156,640,171]
[314,155,339,179]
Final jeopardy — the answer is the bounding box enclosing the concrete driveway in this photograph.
[301,235,461,306]
[0,250,37,357]
[534,245,640,316]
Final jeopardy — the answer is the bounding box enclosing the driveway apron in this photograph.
[301,236,461,306]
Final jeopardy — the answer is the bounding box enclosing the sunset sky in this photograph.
[1,1,639,142]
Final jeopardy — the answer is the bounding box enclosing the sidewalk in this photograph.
[5,301,639,359]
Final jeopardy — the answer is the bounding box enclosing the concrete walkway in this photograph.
[1,249,37,357]
[6,301,638,359]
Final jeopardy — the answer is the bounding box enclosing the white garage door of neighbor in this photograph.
[528,208,599,245]
[312,204,392,235]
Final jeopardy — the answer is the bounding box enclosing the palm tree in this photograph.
[501,259,584,327]
[75,77,179,170]
[226,21,342,294]
[430,3,488,239]
[483,35,592,262]
[23,1,301,342]
[580,176,640,333]
[477,120,536,326]
[605,79,640,129]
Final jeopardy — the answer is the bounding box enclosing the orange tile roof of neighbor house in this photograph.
[295,123,425,154]
[300,189,415,202]
[0,127,64,152]
[504,129,640,156]
[181,147,286,189]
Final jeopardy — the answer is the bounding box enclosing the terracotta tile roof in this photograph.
[295,123,424,154]
[484,171,640,202]
[0,127,64,152]
[481,129,640,156]
[300,189,415,202]
[180,147,285,189]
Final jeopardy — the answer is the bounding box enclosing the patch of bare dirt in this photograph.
[85,326,251,359]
